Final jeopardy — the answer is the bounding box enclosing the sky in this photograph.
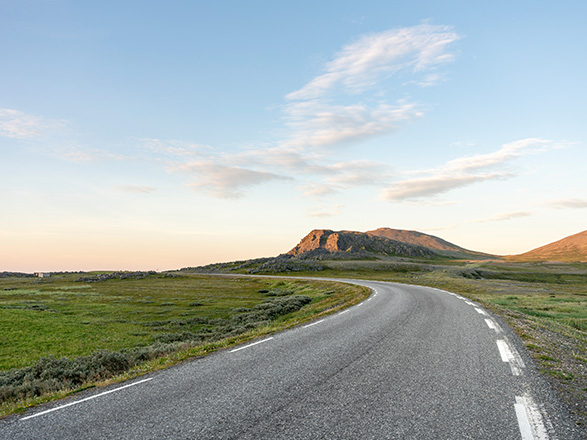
[1,0,586,272]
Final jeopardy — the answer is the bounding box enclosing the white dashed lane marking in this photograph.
[303,319,325,328]
[230,337,274,353]
[21,378,153,421]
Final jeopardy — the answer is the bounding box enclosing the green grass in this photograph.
[0,272,368,416]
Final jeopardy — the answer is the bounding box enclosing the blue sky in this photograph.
[1,0,585,271]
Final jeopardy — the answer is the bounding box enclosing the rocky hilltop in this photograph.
[508,229,587,263]
[287,229,441,259]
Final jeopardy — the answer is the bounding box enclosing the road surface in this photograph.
[0,279,579,439]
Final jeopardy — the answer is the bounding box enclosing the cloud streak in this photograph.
[0,108,68,139]
[283,100,423,149]
[382,138,562,202]
[287,24,460,100]
[471,211,533,223]
[174,161,292,199]
[549,198,587,209]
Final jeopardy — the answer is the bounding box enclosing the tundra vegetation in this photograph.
[0,273,368,416]
[185,256,587,428]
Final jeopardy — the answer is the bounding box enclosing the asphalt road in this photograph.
[0,279,580,439]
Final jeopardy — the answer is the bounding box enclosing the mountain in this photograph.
[508,230,587,263]
[366,228,496,259]
[286,228,496,260]
[286,229,437,259]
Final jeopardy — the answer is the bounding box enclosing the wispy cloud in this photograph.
[140,138,211,157]
[300,183,338,197]
[114,185,157,194]
[382,172,507,201]
[174,161,291,199]
[286,24,460,100]
[471,211,533,223]
[307,204,344,218]
[548,198,587,209]
[0,108,68,139]
[282,100,422,149]
[383,138,562,202]
[425,210,533,231]
[59,146,127,163]
[280,24,459,150]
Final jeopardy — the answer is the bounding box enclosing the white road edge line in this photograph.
[515,395,550,440]
[485,318,503,333]
[339,309,349,315]
[230,337,274,353]
[496,340,522,376]
[475,307,487,315]
[21,378,153,421]
[303,319,325,328]
[515,399,535,440]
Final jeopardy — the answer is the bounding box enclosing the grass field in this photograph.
[0,272,368,416]
[2,261,585,427]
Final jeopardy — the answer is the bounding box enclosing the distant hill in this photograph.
[286,228,495,260]
[366,228,496,260]
[508,230,587,263]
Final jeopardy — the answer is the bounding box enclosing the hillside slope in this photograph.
[508,230,587,262]
[366,228,496,259]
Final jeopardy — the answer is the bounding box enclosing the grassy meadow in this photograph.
[0,272,368,416]
[1,260,585,427]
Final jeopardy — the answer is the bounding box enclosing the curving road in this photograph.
[0,279,579,439]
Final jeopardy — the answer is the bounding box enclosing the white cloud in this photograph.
[325,159,390,186]
[114,185,157,194]
[140,138,211,157]
[231,147,327,174]
[279,24,459,151]
[59,146,127,163]
[471,211,533,223]
[383,138,561,202]
[0,108,68,139]
[442,138,552,173]
[382,172,507,201]
[175,161,291,199]
[549,198,587,209]
[307,204,344,218]
[300,183,338,197]
[283,100,422,149]
[286,24,460,100]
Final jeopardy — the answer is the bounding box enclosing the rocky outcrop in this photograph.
[287,229,437,259]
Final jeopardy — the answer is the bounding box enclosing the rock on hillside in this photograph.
[287,229,437,259]
[508,229,587,263]
[366,228,497,259]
